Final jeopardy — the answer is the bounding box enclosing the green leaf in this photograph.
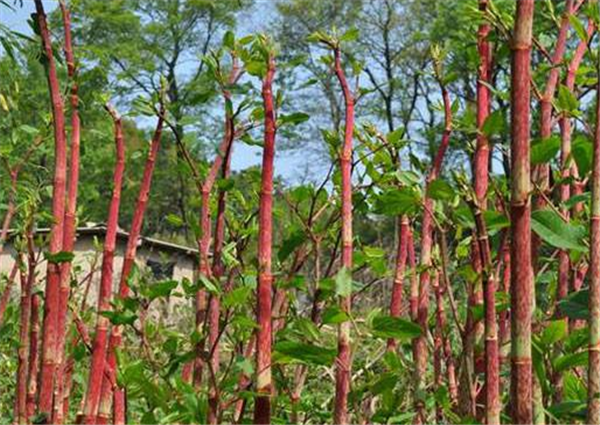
[146,279,178,300]
[572,135,593,176]
[553,351,588,372]
[564,192,590,209]
[278,112,310,126]
[541,320,568,347]
[278,230,306,262]
[531,135,560,165]
[387,128,404,146]
[531,209,587,252]
[100,310,137,326]
[321,305,350,324]
[335,267,352,298]
[556,84,579,114]
[481,110,504,137]
[369,372,397,395]
[374,187,421,216]
[223,286,252,309]
[340,27,359,43]
[558,289,589,320]
[223,30,235,50]
[245,60,266,78]
[426,179,454,202]
[19,124,39,135]
[273,341,336,366]
[483,210,510,232]
[165,214,184,227]
[547,401,587,421]
[197,275,220,294]
[44,251,75,264]
[568,14,588,43]
[370,315,422,340]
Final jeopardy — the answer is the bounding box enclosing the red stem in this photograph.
[509,1,534,422]
[254,53,277,425]
[414,81,452,424]
[53,2,82,421]
[14,230,36,423]
[587,45,600,423]
[387,216,409,350]
[81,105,125,424]
[331,45,355,425]
[34,0,68,415]
[97,106,165,424]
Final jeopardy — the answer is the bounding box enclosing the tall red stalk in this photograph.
[387,216,409,350]
[432,271,444,422]
[254,50,277,425]
[533,0,575,209]
[474,2,500,422]
[193,57,241,387]
[206,58,240,423]
[473,206,500,424]
[414,72,452,424]
[81,105,125,424]
[26,292,40,420]
[14,226,36,424]
[53,2,81,421]
[97,103,165,424]
[34,0,68,416]
[509,1,534,423]
[330,44,355,425]
[587,44,600,423]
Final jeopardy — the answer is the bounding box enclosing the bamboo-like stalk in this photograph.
[192,60,241,389]
[413,70,452,425]
[207,58,240,424]
[80,105,125,424]
[26,292,40,420]
[473,205,500,424]
[330,44,355,425]
[34,0,68,416]
[432,271,444,422]
[14,226,36,424]
[509,1,534,423]
[254,49,277,425]
[53,3,81,421]
[97,102,165,424]
[587,42,600,423]
[461,2,493,418]
[388,216,409,351]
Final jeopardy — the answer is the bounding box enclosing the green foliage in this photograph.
[531,209,587,252]
[370,315,422,340]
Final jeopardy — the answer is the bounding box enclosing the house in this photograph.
[0,225,199,317]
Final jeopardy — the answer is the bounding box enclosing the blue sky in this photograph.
[0,0,315,184]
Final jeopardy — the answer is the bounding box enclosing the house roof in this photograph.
[7,225,199,258]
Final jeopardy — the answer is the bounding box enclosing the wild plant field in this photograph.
[0,0,599,424]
